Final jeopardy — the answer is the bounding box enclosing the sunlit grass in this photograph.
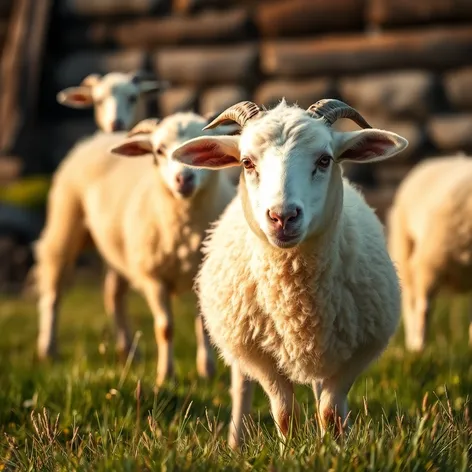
[0,273,471,470]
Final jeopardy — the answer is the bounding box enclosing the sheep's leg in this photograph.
[231,352,299,447]
[228,361,255,450]
[195,314,216,378]
[36,225,87,360]
[142,280,174,386]
[103,268,133,360]
[404,267,435,352]
[318,342,384,437]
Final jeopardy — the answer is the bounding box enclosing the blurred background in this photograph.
[1,0,472,294]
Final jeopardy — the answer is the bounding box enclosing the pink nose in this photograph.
[267,206,301,229]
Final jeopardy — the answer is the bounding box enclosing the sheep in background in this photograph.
[35,112,237,386]
[57,70,168,132]
[388,154,472,352]
[172,99,408,448]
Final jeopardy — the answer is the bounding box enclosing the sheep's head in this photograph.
[108,112,238,200]
[172,99,408,249]
[57,71,168,133]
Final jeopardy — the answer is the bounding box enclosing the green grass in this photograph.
[0,273,471,471]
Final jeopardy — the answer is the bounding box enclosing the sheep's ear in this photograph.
[57,86,94,108]
[333,129,408,164]
[172,136,240,169]
[109,138,153,158]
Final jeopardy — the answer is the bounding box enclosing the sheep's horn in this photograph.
[127,118,160,137]
[203,101,263,130]
[307,99,372,129]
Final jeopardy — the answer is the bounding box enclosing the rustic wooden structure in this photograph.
[2,0,472,219]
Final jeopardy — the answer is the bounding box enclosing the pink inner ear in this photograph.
[341,137,394,161]
[184,141,237,167]
[70,93,90,103]
[115,142,147,157]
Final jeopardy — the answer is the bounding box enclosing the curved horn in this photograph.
[203,101,262,130]
[127,118,160,137]
[307,99,372,129]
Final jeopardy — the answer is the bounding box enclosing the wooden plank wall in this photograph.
[23,0,472,218]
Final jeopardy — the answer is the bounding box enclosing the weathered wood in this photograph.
[261,26,472,77]
[158,87,198,116]
[339,71,440,120]
[200,85,249,115]
[58,0,168,17]
[54,50,147,91]
[255,0,365,38]
[368,0,472,28]
[443,67,472,111]
[428,113,472,151]
[153,43,259,85]
[0,0,29,152]
[254,78,335,109]
[61,9,253,49]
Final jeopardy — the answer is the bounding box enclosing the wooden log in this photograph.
[428,113,472,152]
[199,86,249,116]
[443,67,472,112]
[60,9,254,49]
[261,26,472,77]
[368,0,472,28]
[53,50,147,91]
[254,78,334,109]
[255,0,365,38]
[58,0,168,17]
[339,71,439,120]
[158,87,198,116]
[153,43,258,86]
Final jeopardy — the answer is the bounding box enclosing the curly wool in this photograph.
[197,179,400,385]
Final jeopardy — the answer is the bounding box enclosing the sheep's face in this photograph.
[172,101,408,249]
[57,72,167,133]
[109,113,234,200]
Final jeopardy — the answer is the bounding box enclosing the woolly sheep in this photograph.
[35,112,237,386]
[57,70,167,132]
[172,99,409,448]
[388,154,472,352]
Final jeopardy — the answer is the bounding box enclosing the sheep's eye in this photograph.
[316,155,332,170]
[241,158,255,170]
[128,95,137,105]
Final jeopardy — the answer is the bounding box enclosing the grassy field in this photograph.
[0,272,471,471]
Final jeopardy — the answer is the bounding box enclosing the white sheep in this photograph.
[57,70,167,132]
[387,154,472,352]
[172,99,408,448]
[35,112,237,386]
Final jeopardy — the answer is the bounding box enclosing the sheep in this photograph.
[57,70,168,132]
[35,112,237,386]
[171,99,409,448]
[387,154,472,352]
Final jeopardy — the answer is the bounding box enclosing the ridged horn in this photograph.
[127,118,160,137]
[203,101,262,130]
[307,99,372,129]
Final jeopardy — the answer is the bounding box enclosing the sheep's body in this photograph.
[200,178,399,385]
[172,99,408,448]
[36,113,236,384]
[388,155,472,351]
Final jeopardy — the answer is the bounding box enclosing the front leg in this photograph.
[195,314,216,378]
[142,279,174,387]
[229,351,300,448]
[317,342,385,437]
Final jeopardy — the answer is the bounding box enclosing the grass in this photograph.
[0,272,471,471]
